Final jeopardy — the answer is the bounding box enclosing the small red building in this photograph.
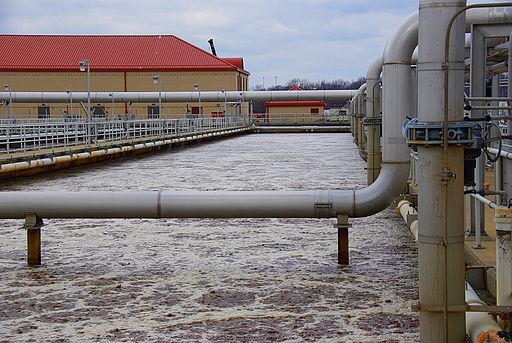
[264,86,325,123]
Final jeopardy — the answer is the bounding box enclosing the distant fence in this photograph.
[0,117,246,154]
[249,113,349,125]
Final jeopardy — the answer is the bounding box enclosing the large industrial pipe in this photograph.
[357,83,367,151]
[417,1,466,341]
[0,90,357,104]
[396,199,505,342]
[0,165,408,219]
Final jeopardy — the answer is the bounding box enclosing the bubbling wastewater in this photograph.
[0,133,418,342]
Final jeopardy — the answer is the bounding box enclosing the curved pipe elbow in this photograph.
[367,56,383,81]
[383,12,418,64]
[333,163,409,217]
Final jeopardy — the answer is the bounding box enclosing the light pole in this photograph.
[153,75,161,118]
[66,90,72,119]
[109,92,114,118]
[4,83,12,119]
[194,83,202,117]
[221,89,227,116]
[79,60,91,143]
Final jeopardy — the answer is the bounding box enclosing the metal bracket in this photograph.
[314,191,333,218]
[404,121,475,147]
[363,117,382,126]
[441,167,456,183]
[22,213,44,230]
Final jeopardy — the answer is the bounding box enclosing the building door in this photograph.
[37,106,50,119]
[148,106,160,119]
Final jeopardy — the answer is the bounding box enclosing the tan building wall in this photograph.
[1,71,249,119]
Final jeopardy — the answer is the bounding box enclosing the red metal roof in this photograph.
[265,101,326,107]
[0,35,249,74]
[265,86,325,107]
[222,57,244,70]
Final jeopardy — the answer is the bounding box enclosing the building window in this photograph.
[310,108,320,115]
[191,106,200,115]
[38,106,50,119]
[92,106,106,118]
[148,105,160,119]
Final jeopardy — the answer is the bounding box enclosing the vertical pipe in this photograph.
[417,1,466,341]
[351,100,355,139]
[366,57,383,185]
[492,75,499,117]
[492,75,502,205]
[358,89,365,151]
[470,26,487,246]
[496,157,503,206]
[353,98,358,143]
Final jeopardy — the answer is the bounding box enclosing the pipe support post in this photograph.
[24,214,43,266]
[334,214,351,265]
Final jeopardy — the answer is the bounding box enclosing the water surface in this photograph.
[0,133,418,342]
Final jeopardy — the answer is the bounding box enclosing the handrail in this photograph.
[0,117,246,155]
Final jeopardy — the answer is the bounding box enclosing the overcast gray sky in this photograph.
[0,0,500,88]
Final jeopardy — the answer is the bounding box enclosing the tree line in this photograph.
[250,77,365,112]
[252,77,366,91]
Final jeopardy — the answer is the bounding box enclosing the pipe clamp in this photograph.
[403,120,476,148]
[417,233,464,245]
[363,117,382,126]
[314,191,333,218]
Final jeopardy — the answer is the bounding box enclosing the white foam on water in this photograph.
[0,133,419,342]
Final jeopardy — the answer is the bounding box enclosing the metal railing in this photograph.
[249,113,350,125]
[0,116,246,154]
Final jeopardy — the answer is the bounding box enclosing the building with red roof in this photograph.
[0,35,249,119]
[264,86,325,123]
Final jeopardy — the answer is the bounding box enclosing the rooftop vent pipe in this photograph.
[208,38,217,56]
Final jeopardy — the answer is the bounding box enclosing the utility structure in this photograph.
[78,59,91,143]
[153,74,162,118]
[3,83,12,119]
